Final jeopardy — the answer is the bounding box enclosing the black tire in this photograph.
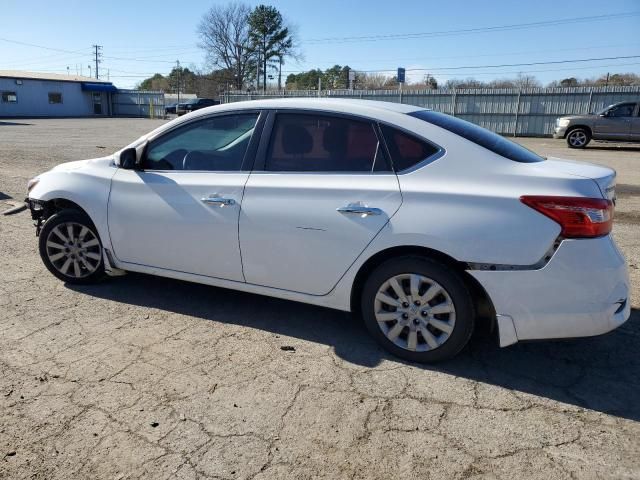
[38,209,105,284]
[360,256,475,363]
[566,127,591,149]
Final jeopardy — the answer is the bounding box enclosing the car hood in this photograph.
[50,156,114,172]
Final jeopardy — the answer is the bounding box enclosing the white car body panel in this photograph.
[27,98,630,349]
[239,172,401,295]
[471,236,630,342]
[108,169,248,281]
[28,156,117,252]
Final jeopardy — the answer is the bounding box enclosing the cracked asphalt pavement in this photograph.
[1,119,639,479]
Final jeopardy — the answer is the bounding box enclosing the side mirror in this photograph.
[119,148,138,170]
[599,111,610,117]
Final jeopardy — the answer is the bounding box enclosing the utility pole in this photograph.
[605,72,610,86]
[92,45,102,79]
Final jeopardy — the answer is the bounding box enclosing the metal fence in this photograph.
[222,86,640,137]
[113,89,165,118]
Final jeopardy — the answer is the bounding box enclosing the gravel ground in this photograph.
[1,118,639,480]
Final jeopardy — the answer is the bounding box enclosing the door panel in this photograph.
[239,173,401,295]
[593,103,634,139]
[108,170,248,281]
[239,111,402,295]
[108,111,263,281]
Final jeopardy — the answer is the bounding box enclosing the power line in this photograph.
[280,55,640,74]
[302,12,640,44]
[0,36,88,55]
[300,42,640,67]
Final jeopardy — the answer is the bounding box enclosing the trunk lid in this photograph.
[543,157,616,202]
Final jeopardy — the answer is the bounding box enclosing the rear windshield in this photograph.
[408,110,545,163]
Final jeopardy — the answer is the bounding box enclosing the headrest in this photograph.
[281,124,313,155]
[322,125,348,155]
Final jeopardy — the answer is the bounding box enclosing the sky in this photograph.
[1,0,638,89]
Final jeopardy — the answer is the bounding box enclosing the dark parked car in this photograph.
[164,103,177,115]
[177,98,219,115]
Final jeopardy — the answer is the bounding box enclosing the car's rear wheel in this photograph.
[566,128,591,148]
[361,256,475,363]
[38,210,105,284]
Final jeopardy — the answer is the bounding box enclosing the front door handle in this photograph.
[337,203,382,217]
[201,195,236,207]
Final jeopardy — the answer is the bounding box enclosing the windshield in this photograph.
[408,110,545,163]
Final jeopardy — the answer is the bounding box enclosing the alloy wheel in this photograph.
[568,130,587,147]
[374,273,456,352]
[44,221,102,279]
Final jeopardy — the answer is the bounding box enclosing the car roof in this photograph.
[140,98,427,145]
[190,98,423,117]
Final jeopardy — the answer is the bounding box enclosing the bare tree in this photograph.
[197,2,253,90]
[513,73,541,89]
[358,73,390,89]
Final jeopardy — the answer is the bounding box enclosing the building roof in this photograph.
[0,70,111,83]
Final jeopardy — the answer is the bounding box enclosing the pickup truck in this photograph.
[553,101,640,148]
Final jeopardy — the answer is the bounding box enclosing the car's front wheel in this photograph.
[361,256,475,363]
[566,128,591,148]
[38,209,105,284]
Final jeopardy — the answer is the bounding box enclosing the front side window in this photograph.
[265,113,389,172]
[409,110,544,163]
[143,113,258,171]
[48,92,63,104]
[606,103,635,118]
[1,91,17,103]
[380,124,439,171]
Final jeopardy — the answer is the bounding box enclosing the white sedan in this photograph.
[26,99,630,362]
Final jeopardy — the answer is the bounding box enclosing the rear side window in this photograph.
[380,124,439,171]
[265,113,390,172]
[409,110,544,163]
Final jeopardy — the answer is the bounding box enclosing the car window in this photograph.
[607,103,635,118]
[265,113,390,172]
[380,124,440,172]
[143,113,258,171]
[409,110,544,163]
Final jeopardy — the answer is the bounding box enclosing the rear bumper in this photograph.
[470,235,630,346]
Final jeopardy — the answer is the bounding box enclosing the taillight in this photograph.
[520,196,613,238]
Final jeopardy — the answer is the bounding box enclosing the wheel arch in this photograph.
[350,245,497,335]
[34,197,95,226]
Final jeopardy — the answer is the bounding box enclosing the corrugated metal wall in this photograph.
[222,86,640,137]
[113,89,165,118]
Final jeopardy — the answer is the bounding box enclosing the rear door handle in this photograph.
[201,195,236,206]
[337,203,382,217]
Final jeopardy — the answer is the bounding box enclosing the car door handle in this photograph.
[337,204,383,217]
[201,195,236,206]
